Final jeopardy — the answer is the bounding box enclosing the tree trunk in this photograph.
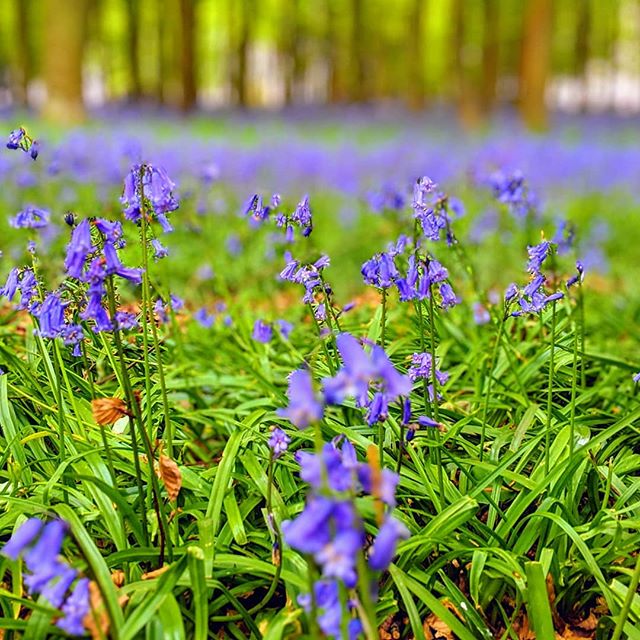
[157,0,166,104]
[42,0,89,122]
[452,0,482,128]
[519,0,553,130]
[14,0,33,107]
[230,0,251,107]
[406,0,425,110]
[350,0,368,102]
[179,0,197,110]
[125,0,141,100]
[325,0,342,102]
[481,0,499,114]
[574,0,591,111]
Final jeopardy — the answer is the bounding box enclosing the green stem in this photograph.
[427,291,444,502]
[569,310,579,457]
[545,300,557,475]
[379,287,387,349]
[578,284,586,389]
[479,312,506,463]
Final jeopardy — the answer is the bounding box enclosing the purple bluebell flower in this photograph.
[527,241,551,274]
[368,516,410,571]
[29,139,39,160]
[278,369,324,429]
[64,219,93,279]
[94,219,123,245]
[439,282,459,309]
[10,206,50,229]
[103,243,143,284]
[401,397,412,424]
[567,260,585,288]
[56,578,90,636]
[7,127,26,149]
[277,319,293,339]
[151,238,169,260]
[1,518,43,559]
[408,352,449,400]
[268,427,291,458]
[194,307,215,328]
[41,566,78,608]
[473,303,490,325]
[16,269,38,311]
[633,372,640,384]
[121,163,179,226]
[37,292,66,339]
[0,268,20,301]
[253,319,273,343]
[505,283,519,301]
[418,416,440,428]
[115,311,138,331]
[292,195,313,236]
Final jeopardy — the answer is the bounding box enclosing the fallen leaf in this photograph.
[141,565,170,580]
[157,454,182,501]
[92,397,129,425]
[423,613,454,639]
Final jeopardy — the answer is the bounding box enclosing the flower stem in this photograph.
[569,307,580,457]
[479,311,506,463]
[545,300,557,475]
[611,553,640,640]
[427,291,444,501]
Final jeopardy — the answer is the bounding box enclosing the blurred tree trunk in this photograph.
[125,0,141,100]
[229,0,251,107]
[156,0,166,104]
[350,0,368,102]
[406,0,425,110]
[574,0,590,111]
[42,0,89,122]
[179,0,197,110]
[481,0,499,114]
[519,0,553,129]
[282,0,299,105]
[14,0,34,107]
[325,0,343,102]
[452,0,482,127]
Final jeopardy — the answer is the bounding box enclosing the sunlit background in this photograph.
[0,0,639,125]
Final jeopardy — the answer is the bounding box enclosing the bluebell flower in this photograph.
[527,241,551,274]
[29,139,39,160]
[505,283,519,301]
[408,352,449,400]
[56,578,90,636]
[633,372,640,384]
[252,319,273,343]
[7,127,26,149]
[40,566,78,608]
[151,238,169,260]
[368,516,410,571]
[566,260,585,288]
[277,319,293,339]
[268,427,291,459]
[439,282,459,309]
[37,292,67,339]
[16,269,38,311]
[64,219,93,279]
[292,194,313,236]
[194,307,215,328]
[278,369,324,429]
[418,416,440,428]
[94,219,123,245]
[473,303,490,325]
[115,311,138,331]
[0,268,20,301]
[1,518,43,559]
[103,242,143,284]
[10,206,50,229]
[121,163,179,226]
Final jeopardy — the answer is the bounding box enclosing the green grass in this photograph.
[0,127,639,639]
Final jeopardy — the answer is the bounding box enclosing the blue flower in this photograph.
[368,516,410,571]
[0,268,20,301]
[10,206,50,229]
[151,238,169,260]
[194,307,215,328]
[278,369,324,429]
[64,219,93,279]
[37,292,67,339]
[268,427,291,458]
[252,319,273,343]
[6,127,26,149]
[56,578,90,636]
[1,518,43,559]
[121,164,179,227]
[277,319,293,339]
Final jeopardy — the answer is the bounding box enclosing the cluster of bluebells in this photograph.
[505,239,565,317]
[487,169,539,220]
[121,163,179,232]
[154,294,184,325]
[408,352,450,401]
[361,233,460,309]
[281,436,409,639]
[245,193,313,242]
[1,519,90,635]
[366,182,406,214]
[280,253,334,321]
[412,176,460,244]
[7,127,39,160]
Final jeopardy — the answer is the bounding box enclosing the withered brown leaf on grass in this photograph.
[91,397,129,425]
[157,454,182,501]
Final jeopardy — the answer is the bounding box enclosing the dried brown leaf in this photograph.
[141,565,170,580]
[157,454,182,501]
[423,613,454,639]
[92,397,129,425]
